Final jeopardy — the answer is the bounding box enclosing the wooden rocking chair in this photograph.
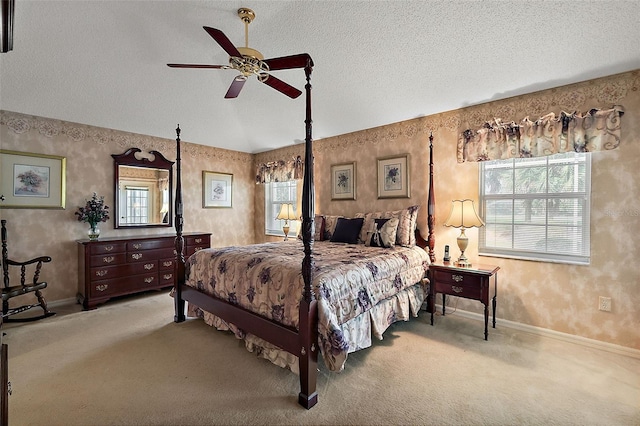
[1,220,55,322]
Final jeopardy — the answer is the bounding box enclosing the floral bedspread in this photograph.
[185,240,430,371]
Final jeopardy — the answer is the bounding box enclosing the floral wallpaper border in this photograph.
[0,111,253,164]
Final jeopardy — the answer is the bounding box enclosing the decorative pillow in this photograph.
[297,214,326,241]
[357,205,420,247]
[330,217,364,244]
[323,215,343,240]
[314,215,326,241]
[365,217,399,248]
[394,205,420,247]
[356,211,382,244]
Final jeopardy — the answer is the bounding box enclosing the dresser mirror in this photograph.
[112,148,174,228]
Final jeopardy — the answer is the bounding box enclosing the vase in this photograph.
[88,224,100,241]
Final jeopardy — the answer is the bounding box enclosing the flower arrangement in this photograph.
[75,192,110,228]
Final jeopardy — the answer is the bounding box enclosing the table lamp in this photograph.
[444,199,485,267]
[276,203,297,241]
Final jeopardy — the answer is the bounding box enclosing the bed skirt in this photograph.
[187,281,427,373]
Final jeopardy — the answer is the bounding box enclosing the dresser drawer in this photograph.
[90,253,127,267]
[90,242,126,255]
[127,239,175,251]
[432,270,482,287]
[158,257,175,271]
[433,281,481,299]
[127,248,176,262]
[159,271,175,286]
[90,261,158,281]
[89,273,160,297]
[186,235,210,246]
[186,245,207,257]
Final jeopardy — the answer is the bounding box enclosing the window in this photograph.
[265,180,298,236]
[479,152,591,265]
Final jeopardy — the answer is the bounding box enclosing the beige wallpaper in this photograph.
[256,70,640,350]
[0,113,254,306]
[1,69,638,351]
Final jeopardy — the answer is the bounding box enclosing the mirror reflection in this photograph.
[112,148,174,228]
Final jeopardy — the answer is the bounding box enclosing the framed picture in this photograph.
[202,171,232,208]
[331,162,356,200]
[0,150,66,209]
[377,154,410,199]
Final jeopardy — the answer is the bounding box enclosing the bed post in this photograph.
[298,55,318,410]
[427,132,436,263]
[174,125,186,323]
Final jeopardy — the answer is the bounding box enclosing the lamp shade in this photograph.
[444,199,484,229]
[276,203,297,221]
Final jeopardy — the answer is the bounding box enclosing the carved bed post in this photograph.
[427,132,436,263]
[174,125,186,323]
[298,55,318,409]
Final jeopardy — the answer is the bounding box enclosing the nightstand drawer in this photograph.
[433,281,481,299]
[432,270,482,287]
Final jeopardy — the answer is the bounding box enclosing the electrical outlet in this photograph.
[599,296,612,312]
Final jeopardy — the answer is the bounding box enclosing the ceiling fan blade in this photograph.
[261,75,302,99]
[263,53,312,71]
[203,26,242,58]
[225,77,247,99]
[167,64,228,69]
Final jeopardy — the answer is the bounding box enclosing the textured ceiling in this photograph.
[1,1,639,153]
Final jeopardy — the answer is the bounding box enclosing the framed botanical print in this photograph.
[0,150,66,209]
[202,171,233,208]
[377,154,410,199]
[331,162,356,200]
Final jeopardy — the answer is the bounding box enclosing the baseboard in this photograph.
[434,304,640,359]
[48,297,78,308]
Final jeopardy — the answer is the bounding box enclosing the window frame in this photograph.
[478,152,591,265]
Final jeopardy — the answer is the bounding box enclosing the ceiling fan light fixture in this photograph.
[229,54,269,78]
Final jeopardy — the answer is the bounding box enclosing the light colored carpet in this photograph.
[3,291,639,425]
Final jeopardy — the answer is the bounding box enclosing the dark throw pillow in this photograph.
[330,217,364,244]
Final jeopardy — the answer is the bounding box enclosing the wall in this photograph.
[0,112,255,305]
[255,70,639,350]
[2,70,637,351]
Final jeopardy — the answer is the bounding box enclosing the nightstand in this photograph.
[428,263,499,340]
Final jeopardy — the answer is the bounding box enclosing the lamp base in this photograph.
[455,229,471,267]
[454,259,472,268]
[282,225,290,241]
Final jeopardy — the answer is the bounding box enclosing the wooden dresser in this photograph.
[77,233,210,310]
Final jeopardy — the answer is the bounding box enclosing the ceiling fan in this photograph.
[168,8,309,99]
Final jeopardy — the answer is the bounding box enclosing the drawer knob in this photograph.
[195,238,202,243]
[132,253,143,260]
[95,270,108,277]
[452,285,464,293]
[144,277,154,283]
[104,245,114,252]
[163,261,173,267]
[103,256,115,264]
[144,263,155,270]
[163,274,173,280]
[96,284,108,292]
[133,243,142,249]
[195,247,202,252]
[452,274,464,282]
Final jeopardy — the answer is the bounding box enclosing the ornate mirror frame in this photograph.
[112,148,174,229]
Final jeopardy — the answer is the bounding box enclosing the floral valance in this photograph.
[457,105,624,163]
[255,156,303,184]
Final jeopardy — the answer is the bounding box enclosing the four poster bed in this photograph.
[172,55,436,409]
